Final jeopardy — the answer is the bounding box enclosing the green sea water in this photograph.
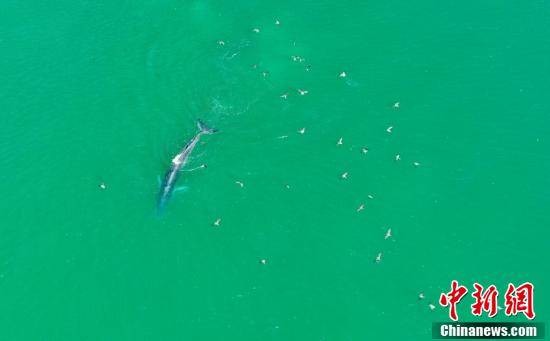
[1,0,549,339]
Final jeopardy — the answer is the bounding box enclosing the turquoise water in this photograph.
[1,0,549,339]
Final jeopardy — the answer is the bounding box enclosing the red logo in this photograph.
[504,282,535,320]
[471,283,499,317]
[439,281,535,321]
[439,280,468,321]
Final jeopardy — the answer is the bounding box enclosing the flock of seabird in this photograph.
[98,17,432,311]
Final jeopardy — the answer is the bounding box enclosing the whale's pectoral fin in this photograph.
[174,186,188,193]
[181,164,207,172]
[157,175,161,187]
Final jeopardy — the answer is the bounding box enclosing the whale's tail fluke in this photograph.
[197,119,217,134]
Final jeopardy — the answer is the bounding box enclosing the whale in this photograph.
[157,120,216,211]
